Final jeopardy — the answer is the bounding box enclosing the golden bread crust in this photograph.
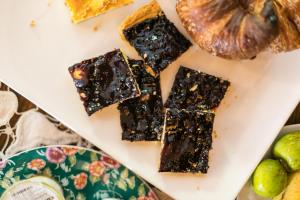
[119,0,162,40]
[66,0,134,23]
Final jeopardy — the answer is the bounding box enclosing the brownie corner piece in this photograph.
[68,49,140,116]
[123,13,192,75]
[159,109,215,173]
[118,59,164,141]
[165,66,230,110]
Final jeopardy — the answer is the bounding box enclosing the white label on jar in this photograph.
[4,182,60,200]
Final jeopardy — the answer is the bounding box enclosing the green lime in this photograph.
[274,131,300,171]
[252,159,287,198]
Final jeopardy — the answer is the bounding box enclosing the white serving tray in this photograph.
[1,0,300,199]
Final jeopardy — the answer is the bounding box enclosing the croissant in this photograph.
[176,0,300,59]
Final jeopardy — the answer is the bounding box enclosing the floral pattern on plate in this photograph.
[0,145,158,200]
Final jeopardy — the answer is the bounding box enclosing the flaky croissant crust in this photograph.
[176,0,300,59]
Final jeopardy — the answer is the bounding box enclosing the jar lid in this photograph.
[0,176,65,200]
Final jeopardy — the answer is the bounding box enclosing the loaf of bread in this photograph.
[176,0,300,59]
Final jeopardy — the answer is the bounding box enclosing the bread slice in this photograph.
[66,0,133,23]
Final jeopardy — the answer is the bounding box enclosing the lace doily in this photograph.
[0,83,166,199]
[0,83,92,159]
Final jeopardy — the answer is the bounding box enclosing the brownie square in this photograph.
[165,66,230,111]
[159,109,215,173]
[68,49,140,116]
[123,14,192,75]
[118,59,164,141]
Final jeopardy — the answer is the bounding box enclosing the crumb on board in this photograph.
[30,20,36,27]
[196,186,200,190]
[93,24,100,32]
[213,130,218,139]
[48,0,52,6]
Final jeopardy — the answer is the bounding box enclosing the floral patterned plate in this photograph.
[0,145,158,200]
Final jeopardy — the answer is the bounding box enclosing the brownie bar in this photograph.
[68,49,140,116]
[165,66,230,111]
[123,14,192,75]
[118,59,164,141]
[159,109,215,173]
